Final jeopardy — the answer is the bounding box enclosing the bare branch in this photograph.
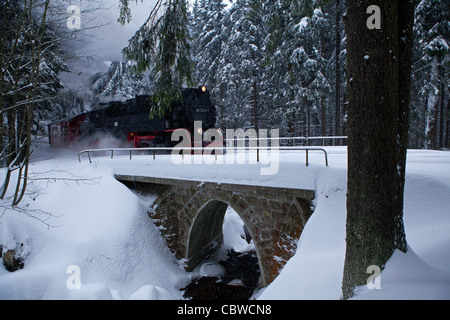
[0,202,62,229]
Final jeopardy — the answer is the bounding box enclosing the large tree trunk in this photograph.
[342,0,413,299]
[396,0,415,251]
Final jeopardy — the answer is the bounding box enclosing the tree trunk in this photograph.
[252,71,259,133]
[7,109,16,164]
[438,65,445,149]
[334,0,341,143]
[445,97,450,149]
[320,31,327,140]
[321,96,327,138]
[307,106,311,144]
[396,0,415,251]
[425,56,439,149]
[342,0,413,300]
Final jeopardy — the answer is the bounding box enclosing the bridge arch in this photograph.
[115,175,314,288]
[185,197,266,285]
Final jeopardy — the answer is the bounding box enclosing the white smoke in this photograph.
[73,132,133,151]
[59,0,158,96]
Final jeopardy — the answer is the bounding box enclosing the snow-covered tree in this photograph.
[263,1,330,137]
[0,0,69,205]
[120,0,194,118]
[231,0,267,131]
[90,60,153,105]
[194,0,268,130]
[192,0,227,88]
[412,0,449,149]
[191,0,229,128]
[190,0,337,136]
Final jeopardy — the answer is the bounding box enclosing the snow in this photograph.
[222,207,255,253]
[0,140,449,300]
[0,143,189,300]
[295,17,310,33]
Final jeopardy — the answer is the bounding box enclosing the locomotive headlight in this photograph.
[197,127,203,135]
[201,86,207,93]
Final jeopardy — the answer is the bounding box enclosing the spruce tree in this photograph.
[119,0,194,118]
[413,0,449,149]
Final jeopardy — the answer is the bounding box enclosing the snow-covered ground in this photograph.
[0,140,449,300]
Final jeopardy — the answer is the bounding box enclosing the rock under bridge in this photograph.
[115,174,315,287]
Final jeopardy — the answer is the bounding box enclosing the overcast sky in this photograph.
[59,0,232,97]
[60,0,158,95]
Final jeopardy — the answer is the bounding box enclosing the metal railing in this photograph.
[76,135,348,166]
[78,146,172,163]
[77,145,329,167]
[279,136,347,147]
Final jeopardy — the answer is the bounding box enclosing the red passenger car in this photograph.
[48,113,86,147]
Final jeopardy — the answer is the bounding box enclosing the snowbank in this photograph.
[259,149,450,300]
[0,143,189,299]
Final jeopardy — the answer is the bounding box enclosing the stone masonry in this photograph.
[115,174,315,287]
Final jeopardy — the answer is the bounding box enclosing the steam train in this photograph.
[48,87,216,149]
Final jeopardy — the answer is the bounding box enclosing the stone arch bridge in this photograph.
[115,174,315,287]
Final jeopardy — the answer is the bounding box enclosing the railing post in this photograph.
[306,149,309,166]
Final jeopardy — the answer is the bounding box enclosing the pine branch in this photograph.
[120,0,194,117]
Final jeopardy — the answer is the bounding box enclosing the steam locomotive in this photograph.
[48,87,216,149]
